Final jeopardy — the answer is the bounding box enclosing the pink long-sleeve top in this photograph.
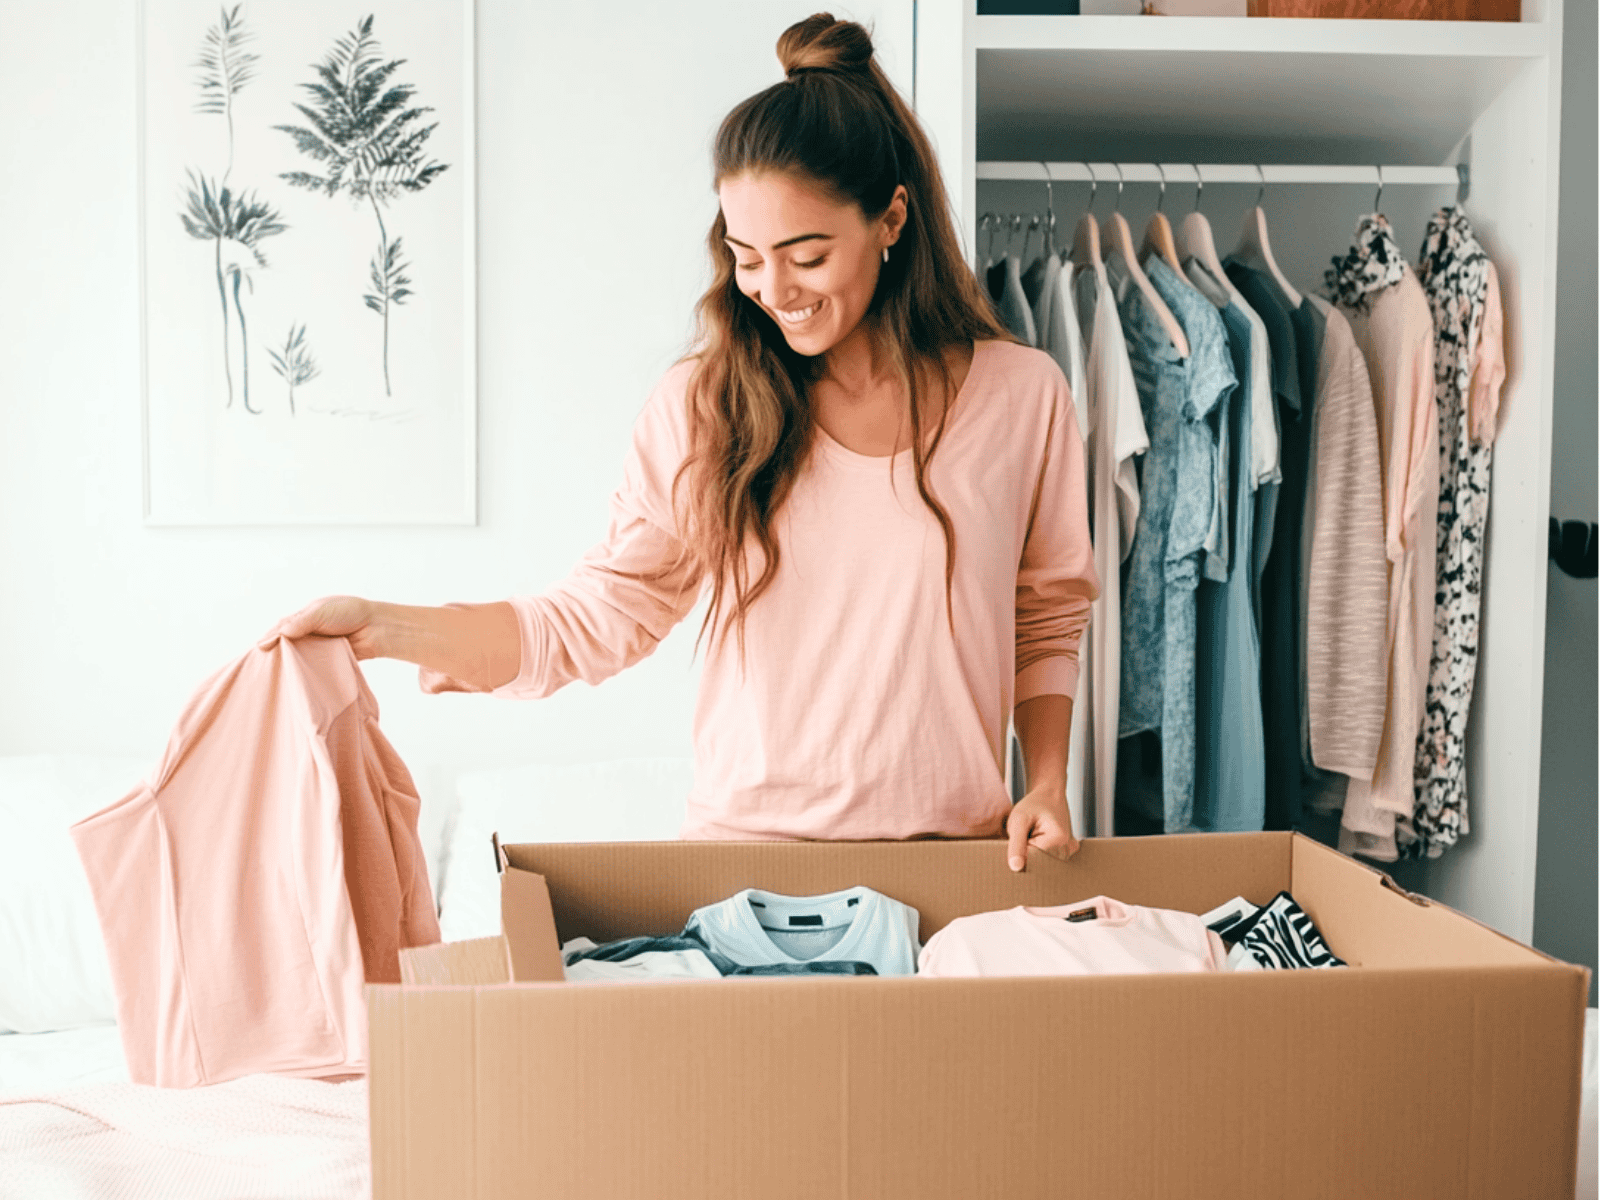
[490,339,1100,841]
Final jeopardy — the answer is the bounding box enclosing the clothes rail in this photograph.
[977,161,1468,194]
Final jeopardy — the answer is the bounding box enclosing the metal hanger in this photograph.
[1020,213,1041,265]
[1142,162,1183,275]
[1039,160,1057,258]
[1104,162,1190,358]
[1233,163,1303,308]
[1070,161,1104,282]
[1175,163,1241,310]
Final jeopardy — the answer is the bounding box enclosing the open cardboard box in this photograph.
[370,832,1589,1199]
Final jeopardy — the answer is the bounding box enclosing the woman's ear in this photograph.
[883,184,909,247]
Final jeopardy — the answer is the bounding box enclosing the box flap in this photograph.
[398,936,512,986]
[499,866,564,981]
[1289,833,1574,969]
[499,832,1292,944]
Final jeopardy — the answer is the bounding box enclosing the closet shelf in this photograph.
[974,10,1553,167]
[976,40,1538,168]
[972,15,1549,58]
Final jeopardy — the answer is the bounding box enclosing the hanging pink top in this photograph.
[69,635,440,1088]
[489,340,1100,842]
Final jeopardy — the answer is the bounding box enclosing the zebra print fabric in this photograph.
[1231,892,1346,970]
[1214,891,1347,971]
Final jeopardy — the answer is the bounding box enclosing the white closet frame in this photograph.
[914,0,1567,944]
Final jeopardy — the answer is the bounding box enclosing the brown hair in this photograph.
[675,12,1010,664]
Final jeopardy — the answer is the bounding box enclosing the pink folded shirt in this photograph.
[917,896,1229,978]
[69,635,440,1088]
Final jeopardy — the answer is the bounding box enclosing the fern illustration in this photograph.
[273,14,448,398]
[365,236,413,319]
[192,4,260,184]
[267,322,321,415]
[179,169,287,413]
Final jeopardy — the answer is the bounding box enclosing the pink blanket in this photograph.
[69,635,440,1088]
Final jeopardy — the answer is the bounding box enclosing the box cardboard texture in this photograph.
[372,833,1589,1200]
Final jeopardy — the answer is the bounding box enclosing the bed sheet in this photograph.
[0,1026,369,1199]
[0,1024,127,1096]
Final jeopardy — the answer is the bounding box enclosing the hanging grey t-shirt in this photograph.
[683,886,921,977]
[996,254,1039,347]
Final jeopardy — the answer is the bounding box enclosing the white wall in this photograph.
[0,2,911,826]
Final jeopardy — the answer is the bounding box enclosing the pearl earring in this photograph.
[882,246,889,263]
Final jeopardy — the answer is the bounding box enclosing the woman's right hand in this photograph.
[256,595,385,660]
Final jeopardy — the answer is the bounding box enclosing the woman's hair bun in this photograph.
[777,13,875,80]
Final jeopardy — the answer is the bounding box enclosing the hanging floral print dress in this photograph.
[1402,206,1507,859]
[1323,214,1438,863]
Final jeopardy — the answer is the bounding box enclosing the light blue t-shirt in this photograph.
[1191,286,1268,833]
[1115,254,1237,834]
[683,886,921,977]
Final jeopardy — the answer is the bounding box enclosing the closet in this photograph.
[913,1,1567,944]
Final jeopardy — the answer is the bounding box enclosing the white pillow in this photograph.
[436,757,693,943]
[0,754,151,1033]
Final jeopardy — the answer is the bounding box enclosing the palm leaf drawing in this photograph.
[180,169,287,413]
[267,322,321,415]
[192,4,260,182]
[273,14,448,397]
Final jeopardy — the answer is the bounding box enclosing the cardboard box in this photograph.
[370,832,1589,1200]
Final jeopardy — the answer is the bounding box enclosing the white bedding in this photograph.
[0,1027,369,1199]
[0,1024,126,1094]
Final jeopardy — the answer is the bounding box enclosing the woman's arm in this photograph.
[1007,368,1099,870]
[373,600,522,693]
[1006,693,1078,870]
[1014,693,1071,798]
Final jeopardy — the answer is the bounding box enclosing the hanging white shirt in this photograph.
[1034,251,1092,835]
[1074,259,1148,837]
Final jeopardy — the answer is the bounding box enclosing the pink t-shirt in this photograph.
[490,339,1099,841]
[70,635,441,1087]
[917,896,1230,978]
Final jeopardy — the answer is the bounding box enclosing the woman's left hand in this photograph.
[1005,785,1080,871]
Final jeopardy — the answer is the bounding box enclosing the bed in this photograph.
[0,754,1592,1199]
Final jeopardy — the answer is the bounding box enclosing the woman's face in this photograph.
[718,170,906,358]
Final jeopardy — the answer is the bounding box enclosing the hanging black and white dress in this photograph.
[1403,205,1507,859]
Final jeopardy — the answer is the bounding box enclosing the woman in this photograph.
[257,13,1098,872]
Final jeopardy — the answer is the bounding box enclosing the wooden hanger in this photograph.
[1139,163,1184,277]
[1104,164,1189,359]
[1173,164,1243,309]
[1232,165,1303,308]
[1069,163,1107,295]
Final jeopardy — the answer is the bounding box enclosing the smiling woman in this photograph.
[267,11,1100,871]
[686,14,1009,656]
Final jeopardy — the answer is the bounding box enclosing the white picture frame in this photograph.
[136,0,477,526]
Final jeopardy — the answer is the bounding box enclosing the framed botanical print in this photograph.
[137,0,476,524]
